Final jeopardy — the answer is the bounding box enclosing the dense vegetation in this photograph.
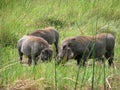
[0,0,120,89]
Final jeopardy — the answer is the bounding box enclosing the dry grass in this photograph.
[9,77,56,90]
[9,79,38,90]
[106,74,120,90]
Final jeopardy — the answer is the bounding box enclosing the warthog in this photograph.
[17,35,53,65]
[29,27,59,54]
[57,33,115,66]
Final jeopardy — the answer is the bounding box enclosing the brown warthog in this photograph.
[57,33,115,66]
[29,27,59,54]
[17,35,53,65]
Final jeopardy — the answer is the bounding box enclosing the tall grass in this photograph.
[0,0,120,89]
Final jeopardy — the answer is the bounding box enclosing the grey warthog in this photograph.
[29,27,59,54]
[17,35,53,65]
[57,33,115,66]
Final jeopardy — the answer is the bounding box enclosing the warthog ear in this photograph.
[63,45,67,49]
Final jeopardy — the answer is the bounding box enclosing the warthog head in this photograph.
[40,48,53,61]
[57,44,74,64]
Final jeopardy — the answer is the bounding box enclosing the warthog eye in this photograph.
[68,43,74,47]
